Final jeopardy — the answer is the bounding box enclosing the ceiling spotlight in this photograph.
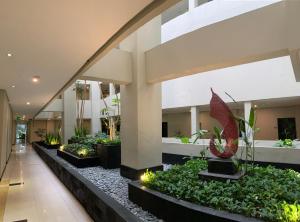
[32,76,40,83]
[7,53,12,57]
[26,102,30,105]
[11,85,15,88]
[254,105,258,108]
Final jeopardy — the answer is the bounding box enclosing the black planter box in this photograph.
[43,143,60,149]
[96,144,121,169]
[35,141,60,149]
[57,149,100,168]
[128,181,261,222]
[32,142,141,222]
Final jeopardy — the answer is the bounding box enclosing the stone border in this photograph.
[32,142,142,222]
[128,181,262,222]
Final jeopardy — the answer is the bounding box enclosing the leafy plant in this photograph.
[144,159,300,222]
[95,132,108,140]
[225,92,260,172]
[179,136,190,144]
[99,82,120,141]
[44,133,60,145]
[74,126,88,138]
[275,139,294,148]
[97,137,121,145]
[62,143,96,158]
[74,81,88,138]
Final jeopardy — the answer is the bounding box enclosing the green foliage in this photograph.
[144,159,300,222]
[179,137,190,144]
[192,129,208,144]
[44,133,60,145]
[275,139,294,148]
[95,132,108,140]
[97,137,121,145]
[74,127,87,137]
[63,143,96,158]
[280,202,300,222]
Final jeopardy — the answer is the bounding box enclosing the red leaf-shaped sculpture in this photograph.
[209,89,238,158]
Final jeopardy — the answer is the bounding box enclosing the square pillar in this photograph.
[109,83,116,96]
[90,81,101,135]
[191,106,200,136]
[63,85,77,144]
[119,16,163,180]
[244,101,253,140]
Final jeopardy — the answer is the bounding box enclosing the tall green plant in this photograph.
[99,82,120,141]
[225,92,259,172]
[74,81,88,137]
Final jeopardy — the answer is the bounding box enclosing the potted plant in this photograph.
[95,82,121,169]
[43,133,61,149]
[96,138,121,169]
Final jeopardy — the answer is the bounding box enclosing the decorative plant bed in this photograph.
[96,143,121,169]
[57,149,100,168]
[32,142,142,222]
[129,181,260,222]
[131,159,300,222]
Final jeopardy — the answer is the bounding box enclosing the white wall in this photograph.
[0,90,13,178]
[162,138,300,164]
[162,0,281,43]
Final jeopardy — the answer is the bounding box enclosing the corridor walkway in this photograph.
[0,144,92,222]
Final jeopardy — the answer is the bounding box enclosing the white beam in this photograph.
[146,1,300,83]
[83,48,133,84]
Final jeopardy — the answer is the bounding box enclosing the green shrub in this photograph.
[142,159,300,222]
[97,137,121,145]
[275,139,294,148]
[44,133,60,145]
[62,143,96,158]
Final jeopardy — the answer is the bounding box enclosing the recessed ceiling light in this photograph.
[26,102,30,105]
[7,53,12,57]
[32,76,40,83]
[254,105,258,108]
[11,85,15,88]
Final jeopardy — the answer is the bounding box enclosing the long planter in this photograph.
[32,142,141,222]
[35,141,60,149]
[57,149,100,168]
[128,181,261,222]
[96,144,121,169]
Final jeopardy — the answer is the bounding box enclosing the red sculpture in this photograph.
[209,89,239,158]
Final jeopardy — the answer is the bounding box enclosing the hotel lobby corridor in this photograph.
[0,144,92,222]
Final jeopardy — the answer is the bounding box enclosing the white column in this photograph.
[189,0,196,11]
[90,81,101,135]
[119,16,162,179]
[63,85,77,144]
[191,106,199,136]
[244,101,253,140]
[109,83,115,96]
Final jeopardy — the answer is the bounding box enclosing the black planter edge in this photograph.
[57,149,100,168]
[162,153,300,172]
[120,165,163,180]
[32,142,142,222]
[128,181,261,222]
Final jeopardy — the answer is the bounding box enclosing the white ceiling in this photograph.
[0,0,153,119]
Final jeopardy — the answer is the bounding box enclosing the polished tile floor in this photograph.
[1,144,92,222]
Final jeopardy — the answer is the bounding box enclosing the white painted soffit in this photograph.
[145,0,300,83]
[0,0,181,119]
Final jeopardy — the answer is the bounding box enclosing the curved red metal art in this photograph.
[209,89,239,158]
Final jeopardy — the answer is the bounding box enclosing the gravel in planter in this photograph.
[47,149,168,222]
